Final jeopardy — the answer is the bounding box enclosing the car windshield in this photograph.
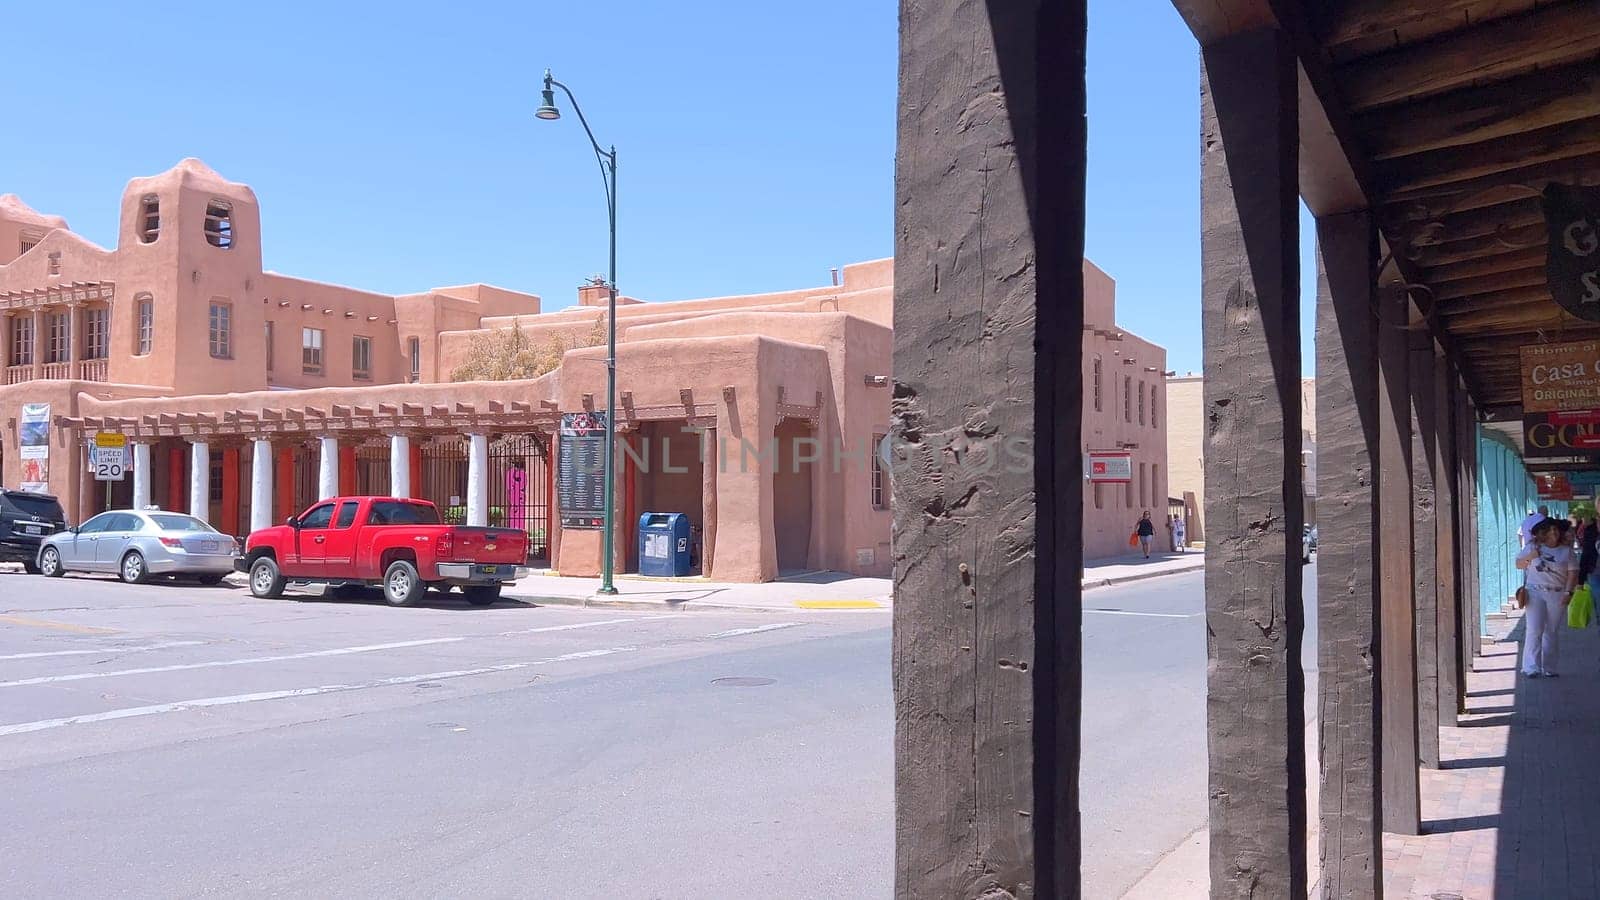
[149,514,216,533]
[3,492,65,520]
[369,501,441,525]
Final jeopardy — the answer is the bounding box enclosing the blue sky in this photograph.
[0,1,1316,376]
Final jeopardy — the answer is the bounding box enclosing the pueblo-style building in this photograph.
[1,159,1163,580]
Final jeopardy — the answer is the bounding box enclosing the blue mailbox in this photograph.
[638,512,693,577]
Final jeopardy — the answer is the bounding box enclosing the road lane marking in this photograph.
[1084,609,1200,619]
[0,640,207,661]
[794,600,884,609]
[705,623,801,638]
[0,615,120,635]
[0,645,641,737]
[0,637,464,688]
[497,616,670,636]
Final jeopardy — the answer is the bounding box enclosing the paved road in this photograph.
[0,562,1316,898]
[0,572,892,899]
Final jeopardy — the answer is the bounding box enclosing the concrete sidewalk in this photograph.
[504,550,1205,614]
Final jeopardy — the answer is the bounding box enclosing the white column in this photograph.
[250,439,274,531]
[189,441,210,521]
[467,434,489,526]
[131,443,152,509]
[318,436,339,500]
[390,434,412,499]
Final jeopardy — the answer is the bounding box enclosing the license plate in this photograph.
[22,525,43,535]
[200,541,217,552]
[480,565,500,575]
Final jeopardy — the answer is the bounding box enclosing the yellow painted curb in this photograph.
[794,600,885,609]
[0,615,119,634]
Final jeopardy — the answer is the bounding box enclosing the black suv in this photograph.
[0,489,69,573]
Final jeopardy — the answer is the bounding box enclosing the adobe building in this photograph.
[1,159,1162,580]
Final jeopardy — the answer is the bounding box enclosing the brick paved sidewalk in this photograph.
[1383,611,1600,899]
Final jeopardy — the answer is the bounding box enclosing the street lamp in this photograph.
[537,68,620,595]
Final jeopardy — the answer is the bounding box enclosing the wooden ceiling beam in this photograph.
[1425,246,1548,283]
[1437,285,1553,317]
[1357,61,1600,160]
[1410,222,1546,267]
[1435,269,1547,302]
[1323,0,1540,52]
[1339,3,1600,113]
[1381,150,1600,223]
[1375,116,1600,195]
[1444,303,1591,336]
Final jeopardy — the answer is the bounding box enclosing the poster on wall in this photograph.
[18,402,50,493]
[1083,450,1133,484]
[1519,340,1600,457]
[557,412,608,529]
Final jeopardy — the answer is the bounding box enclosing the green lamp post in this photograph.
[537,69,620,595]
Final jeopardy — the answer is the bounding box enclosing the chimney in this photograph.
[577,274,612,307]
[829,267,840,287]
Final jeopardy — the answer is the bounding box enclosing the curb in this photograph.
[502,592,889,615]
[1082,561,1205,592]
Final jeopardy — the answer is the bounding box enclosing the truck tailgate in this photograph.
[448,527,528,563]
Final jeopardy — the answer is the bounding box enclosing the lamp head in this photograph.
[536,69,561,121]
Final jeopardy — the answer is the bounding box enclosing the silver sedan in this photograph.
[37,510,240,584]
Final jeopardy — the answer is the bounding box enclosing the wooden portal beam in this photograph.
[1382,150,1600,221]
[1435,359,1463,723]
[1378,284,1422,836]
[1339,3,1600,113]
[1410,334,1441,771]
[1358,62,1600,161]
[1425,246,1548,284]
[1413,225,1546,269]
[1376,116,1600,196]
[892,0,1087,896]
[1314,209,1384,899]
[1201,29,1307,898]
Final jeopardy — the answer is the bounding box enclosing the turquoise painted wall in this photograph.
[1476,427,1567,637]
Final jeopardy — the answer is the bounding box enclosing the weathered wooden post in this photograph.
[892,0,1088,897]
[1314,210,1384,899]
[1377,285,1421,835]
[1434,361,1461,723]
[1199,27,1307,898]
[1409,335,1440,770]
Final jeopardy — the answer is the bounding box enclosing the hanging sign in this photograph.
[557,412,608,529]
[1544,183,1600,320]
[1519,339,1600,457]
[18,403,50,493]
[1537,473,1574,500]
[1084,450,1132,483]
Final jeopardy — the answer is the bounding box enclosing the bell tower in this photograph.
[109,159,266,393]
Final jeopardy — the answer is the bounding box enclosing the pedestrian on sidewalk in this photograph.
[1520,506,1549,549]
[1135,510,1156,559]
[1172,515,1187,554]
[1582,518,1600,597]
[1516,517,1578,679]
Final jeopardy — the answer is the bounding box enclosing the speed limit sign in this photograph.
[93,446,126,482]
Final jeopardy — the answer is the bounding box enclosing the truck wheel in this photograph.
[120,551,151,585]
[463,585,501,607]
[384,560,425,607]
[249,557,286,599]
[35,548,61,577]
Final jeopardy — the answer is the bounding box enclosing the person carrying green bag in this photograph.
[1570,584,1594,630]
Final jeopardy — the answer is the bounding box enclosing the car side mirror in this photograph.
[286,516,300,529]
[67,525,78,534]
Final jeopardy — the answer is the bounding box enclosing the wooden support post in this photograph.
[1434,361,1461,723]
[1409,335,1440,770]
[1313,210,1383,899]
[1463,393,1483,660]
[1378,285,1421,835]
[166,444,185,513]
[892,0,1087,896]
[1200,28,1306,898]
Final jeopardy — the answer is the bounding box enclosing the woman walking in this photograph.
[1172,514,1187,554]
[1516,518,1578,678]
[1135,510,1156,559]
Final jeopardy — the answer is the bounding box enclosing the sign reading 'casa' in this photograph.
[1521,339,1600,456]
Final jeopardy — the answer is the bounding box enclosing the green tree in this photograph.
[449,317,605,382]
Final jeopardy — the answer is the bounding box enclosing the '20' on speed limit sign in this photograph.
[93,447,126,482]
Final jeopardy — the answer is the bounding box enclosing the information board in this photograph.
[557,412,608,528]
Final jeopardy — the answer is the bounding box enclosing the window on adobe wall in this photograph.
[208,301,232,359]
[140,196,160,243]
[46,311,69,363]
[135,295,153,355]
[264,321,275,373]
[352,335,372,380]
[1123,376,1131,423]
[209,456,224,503]
[47,252,61,276]
[1092,355,1102,412]
[408,337,421,383]
[303,327,324,374]
[1152,387,1159,430]
[1140,463,1148,508]
[19,234,39,256]
[1138,381,1146,426]
[10,315,34,366]
[1093,481,1102,510]
[871,433,887,510]
[84,308,109,359]
[204,201,233,249]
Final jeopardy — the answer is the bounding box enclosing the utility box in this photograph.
[638,512,692,577]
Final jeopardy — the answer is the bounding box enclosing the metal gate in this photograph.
[489,433,551,560]
[419,438,468,525]
[355,443,390,496]
[293,445,319,515]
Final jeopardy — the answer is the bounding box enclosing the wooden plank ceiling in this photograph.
[1310,0,1600,411]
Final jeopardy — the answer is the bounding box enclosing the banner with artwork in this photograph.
[19,402,50,492]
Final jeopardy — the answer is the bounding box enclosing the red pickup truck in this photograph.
[239,496,530,607]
